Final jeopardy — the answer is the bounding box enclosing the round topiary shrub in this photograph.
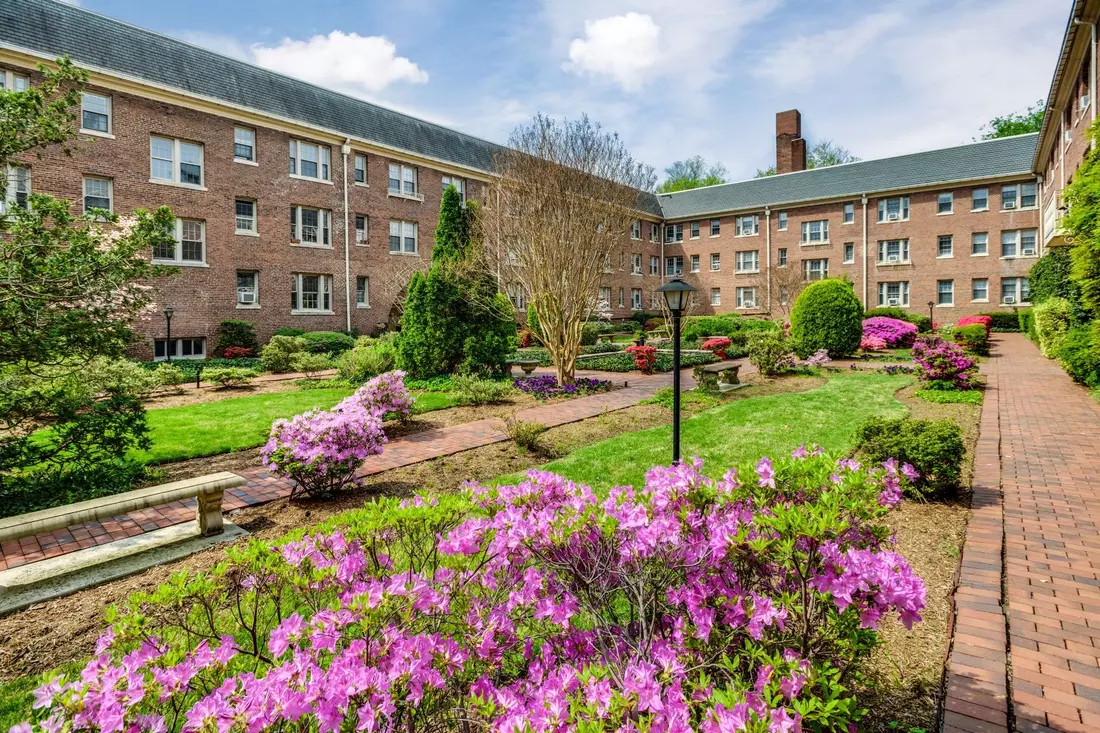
[790,279,863,357]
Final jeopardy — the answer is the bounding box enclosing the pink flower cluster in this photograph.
[861,317,918,348]
[860,335,888,352]
[261,371,412,498]
[912,335,977,389]
[957,315,992,336]
[20,452,925,733]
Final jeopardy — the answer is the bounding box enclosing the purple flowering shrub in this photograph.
[911,335,977,390]
[21,451,925,733]
[861,317,918,348]
[513,375,612,400]
[261,371,412,498]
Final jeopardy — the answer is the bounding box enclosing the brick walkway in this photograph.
[0,367,698,571]
[945,334,1100,733]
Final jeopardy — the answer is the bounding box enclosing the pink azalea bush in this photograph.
[912,335,977,390]
[861,317,918,348]
[860,335,888,352]
[19,451,924,733]
[261,371,412,498]
[701,337,732,360]
[957,315,992,336]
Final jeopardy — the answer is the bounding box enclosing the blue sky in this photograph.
[74,0,1070,182]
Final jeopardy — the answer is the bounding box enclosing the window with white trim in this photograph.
[389,163,419,197]
[1001,277,1030,305]
[650,222,659,242]
[154,219,206,265]
[664,223,684,243]
[441,175,465,202]
[290,206,331,247]
[972,278,989,302]
[710,288,721,306]
[237,271,258,307]
[154,338,205,362]
[631,253,643,275]
[937,235,953,258]
[710,219,720,236]
[665,256,683,276]
[355,214,368,245]
[389,220,418,254]
[291,274,333,313]
[690,254,700,273]
[630,219,641,240]
[354,155,367,185]
[1001,229,1037,258]
[800,219,828,243]
[937,192,953,214]
[735,250,760,273]
[0,70,29,92]
[1001,185,1017,210]
[972,232,988,255]
[736,287,757,309]
[690,221,700,239]
[877,196,909,222]
[778,211,788,231]
[972,188,988,211]
[937,279,954,306]
[649,256,659,275]
[803,258,828,281]
[618,288,624,308]
[843,202,855,223]
[877,281,910,307]
[843,242,855,263]
[711,253,721,271]
[356,276,370,308]
[631,288,643,310]
[598,287,612,309]
[289,140,330,181]
[778,248,788,266]
[234,127,255,162]
[877,239,910,264]
[602,254,612,273]
[1001,183,1036,209]
[235,199,256,233]
[1,166,29,215]
[735,214,759,236]
[82,177,112,214]
[507,282,526,309]
[81,93,111,134]
[150,137,203,187]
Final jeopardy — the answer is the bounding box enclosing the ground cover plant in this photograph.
[855,417,964,499]
[513,375,612,400]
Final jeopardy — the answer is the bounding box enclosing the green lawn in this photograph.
[500,371,911,489]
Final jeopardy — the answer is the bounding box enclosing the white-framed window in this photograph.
[843,202,855,223]
[356,276,370,308]
[690,254,700,273]
[1001,183,1036,210]
[972,278,988,302]
[632,253,643,275]
[710,288,721,306]
[1,166,30,215]
[237,271,258,307]
[81,92,111,135]
[631,288,643,310]
[1001,229,1038,258]
[649,256,659,275]
[389,219,419,254]
[389,163,419,198]
[354,154,368,185]
[154,338,205,362]
[690,221,701,239]
[650,222,659,242]
[736,287,757,309]
[631,219,642,240]
[803,258,828,281]
[1001,185,1018,210]
[1021,183,1037,209]
[843,242,855,263]
[877,239,910,264]
[877,196,910,222]
[82,176,112,214]
[154,219,206,265]
[289,140,330,181]
[877,281,910,307]
[778,211,788,231]
[778,247,788,266]
[801,219,829,244]
[937,192,953,214]
[710,219,720,237]
[507,282,526,310]
[937,279,954,306]
[972,232,989,256]
[710,253,721,271]
[291,273,333,313]
[736,250,760,273]
[665,256,683,276]
[290,206,332,247]
[664,223,684,243]
[234,127,255,162]
[735,214,759,236]
[602,254,613,273]
[150,137,204,187]
[598,286,612,309]
[441,175,465,202]
[235,199,256,234]
[937,235,953,258]
[1001,277,1030,305]
[0,70,29,92]
[355,214,368,245]
[972,188,988,211]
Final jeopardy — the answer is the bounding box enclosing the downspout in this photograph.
[764,207,772,314]
[861,195,869,308]
[1074,18,1097,124]
[341,140,352,332]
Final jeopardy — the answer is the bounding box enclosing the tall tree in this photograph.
[0,57,84,189]
[480,113,655,383]
[755,139,860,177]
[980,101,1045,139]
[657,155,727,193]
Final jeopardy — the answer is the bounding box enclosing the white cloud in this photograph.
[564,13,660,91]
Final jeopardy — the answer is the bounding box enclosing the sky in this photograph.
[69,0,1071,182]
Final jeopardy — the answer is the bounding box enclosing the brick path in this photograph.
[0,367,698,571]
[945,334,1100,733]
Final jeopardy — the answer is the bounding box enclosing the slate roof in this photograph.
[657,133,1039,220]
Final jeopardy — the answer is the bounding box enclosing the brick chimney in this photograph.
[775,109,807,175]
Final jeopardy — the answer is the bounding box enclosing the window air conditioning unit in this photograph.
[888,213,899,221]
[887,255,900,263]
[1004,201,1017,210]
[887,298,900,306]
[743,300,756,309]
[237,289,255,304]
[1003,296,1016,305]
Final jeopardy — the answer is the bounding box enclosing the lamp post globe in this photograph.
[656,277,697,465]
[927,301,934,330]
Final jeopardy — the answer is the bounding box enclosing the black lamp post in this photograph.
[927,300,935,330]
[162,307,174,362]
[657,277,696,465]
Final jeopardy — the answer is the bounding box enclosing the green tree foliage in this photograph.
[1063,121,1100,317]
[790,279,863,357]
[979,100,1044,139]
[1028,248,1089,323]
[0,58,85,186]
[755,140,860,177]
[656,155,728,193]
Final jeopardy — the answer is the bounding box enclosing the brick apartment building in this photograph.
[0,0,1053,361]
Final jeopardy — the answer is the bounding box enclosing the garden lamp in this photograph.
[163,306,174,363]
[657,277,696,465]
[927,300,934,330]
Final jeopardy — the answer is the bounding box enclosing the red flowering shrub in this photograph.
[625,344,657,373]
[701,336,732,359]
[957,315,992,336]
[222,346,255,359]
[517,328,535,348]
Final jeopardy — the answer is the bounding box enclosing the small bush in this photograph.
[260,335,308,373]
[272,328,306,338]
[290,352,335,379]
[644,317,663,332]
[301,331,357,355]
[213,319,258,355]
[625,344,657,373]
[855,417,965,499]
[862,317,918,348]
[906,314,933,333]
[953,324,990,356]
[222,346,254,359]
[979,312,1022,332]
[865,307,931,333]
[701,336,732,359]
[151,362,185,388]
[452,374,512,405]
[682,315,741,341]
[338,342,397,385]
[1058,323,1100,388]
[861,335,888,351]
[790,279,863,357]
[915,389,983,405]
[957,315,992,336]
[203,366,257,388]
[912,334,977,390]
[580,323,601,346]
[1032,298,1073,357]
[503,417,547,453]
[747,331,791,377]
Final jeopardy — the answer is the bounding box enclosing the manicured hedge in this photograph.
[856,417,965,499]
[979,311,1023,332]
[1058,324,1100,388]
[301,331,357,355]
[791,279,863,357]
[135,357,262,378]
[953,324,990,356]
[580,350,718,373]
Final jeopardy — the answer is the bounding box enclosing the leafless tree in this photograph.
[770,263,808,318]
[478,113,655,383]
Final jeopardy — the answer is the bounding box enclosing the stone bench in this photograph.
[693,361,743,392]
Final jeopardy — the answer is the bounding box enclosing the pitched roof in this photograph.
[657,133,1039,220]
[0,0,503,173]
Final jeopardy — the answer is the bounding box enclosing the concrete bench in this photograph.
[693,361,743,392]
